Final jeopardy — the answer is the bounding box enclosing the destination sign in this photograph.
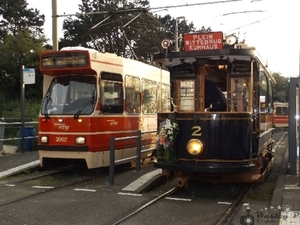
[232,64,251,74]
[41,52,88,69]
[172,65,194,77]
[183,32,223,51]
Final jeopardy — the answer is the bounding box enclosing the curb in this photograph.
[270,146,288,207]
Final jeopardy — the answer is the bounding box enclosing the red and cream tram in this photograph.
[273,102,288,128]
[38,46,170,168]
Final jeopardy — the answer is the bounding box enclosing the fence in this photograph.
[0,120,156,183]
[0,120,38,153]
[109,130,156,186]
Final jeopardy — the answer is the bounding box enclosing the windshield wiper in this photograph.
[43,92,52,119]
[74,94,96,119]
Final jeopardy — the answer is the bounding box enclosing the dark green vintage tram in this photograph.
[153,31,275,187]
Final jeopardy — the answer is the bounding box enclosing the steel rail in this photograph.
[111,186,179,225]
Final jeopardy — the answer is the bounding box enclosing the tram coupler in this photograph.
[177,177,190,188]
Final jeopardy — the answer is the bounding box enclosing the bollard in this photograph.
[0,122,5,151]
[136,130,141,171]
[109,137,115,186]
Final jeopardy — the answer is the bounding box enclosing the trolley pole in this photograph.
[160,64,162,112]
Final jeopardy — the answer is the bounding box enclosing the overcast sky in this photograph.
[27,0,299,77]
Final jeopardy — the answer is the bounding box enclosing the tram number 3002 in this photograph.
[55,137,68,142]
[191,126,202,137]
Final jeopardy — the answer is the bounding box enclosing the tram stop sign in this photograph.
[23,68,35,84]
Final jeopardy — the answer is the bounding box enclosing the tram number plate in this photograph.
[55,137,68,142]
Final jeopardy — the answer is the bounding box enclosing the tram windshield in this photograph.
[41,75,97,117]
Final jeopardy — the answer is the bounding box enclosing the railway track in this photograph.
[0,131,288,224]
[111,187,179,225]
[106,131,288,225]
[0,168,64,187]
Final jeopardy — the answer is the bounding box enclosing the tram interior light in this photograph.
[218,65,227,70]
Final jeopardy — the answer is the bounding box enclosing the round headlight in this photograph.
[161,39,172,49]
[40,136,48,144]
[186,139,204,156]
[225,34,237,45]
[75,137,86,144]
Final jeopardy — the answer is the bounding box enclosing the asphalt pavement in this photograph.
[0,140,300,225]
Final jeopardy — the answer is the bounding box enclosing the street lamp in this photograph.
[175,16,185,52]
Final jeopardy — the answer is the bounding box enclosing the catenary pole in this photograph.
[52,0,58,50]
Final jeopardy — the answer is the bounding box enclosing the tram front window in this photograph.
[229,77,250,112]
[175,80,195,111]
[41,76,96,116]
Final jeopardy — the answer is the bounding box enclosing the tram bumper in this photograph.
[154,160,256,174]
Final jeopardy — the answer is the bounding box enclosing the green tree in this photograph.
[273,73,289,102]
[59,0,211,63]
[0,0,46,100]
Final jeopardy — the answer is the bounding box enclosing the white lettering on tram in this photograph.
[110,121,118,126]
[55,137,68,142]
[107,120,118,126]
[185,33,223,51]
[57,125,69,131]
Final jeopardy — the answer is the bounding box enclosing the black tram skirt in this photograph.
[154,160,256,174]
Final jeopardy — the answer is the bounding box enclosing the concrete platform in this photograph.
[0,145,18,155]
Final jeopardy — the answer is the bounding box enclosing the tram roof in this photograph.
[152,45,274,83]
[152,31,274,81]
[153,48,263,67]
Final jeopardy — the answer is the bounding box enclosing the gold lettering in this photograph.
[191,126,202,136]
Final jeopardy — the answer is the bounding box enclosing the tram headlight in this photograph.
[225,34,237,45]
[75,136,86,144]
[186,139,204,156]
[40,136,48,144]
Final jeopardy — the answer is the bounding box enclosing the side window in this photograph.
[268,79,273,113]
[142,78,157,114]
[125,75,141,114]
[100,72,123,114]
[259,72,268,112]
[229,77,250,112]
